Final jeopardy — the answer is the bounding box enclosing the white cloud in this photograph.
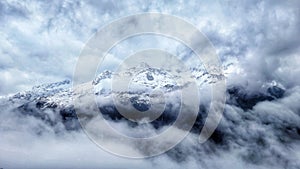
[0,0,300,168]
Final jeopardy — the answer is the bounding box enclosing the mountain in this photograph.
[0,64,287,133]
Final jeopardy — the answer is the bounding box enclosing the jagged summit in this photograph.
[0,64,287,133]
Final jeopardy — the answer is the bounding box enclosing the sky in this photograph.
[0,0,299,95]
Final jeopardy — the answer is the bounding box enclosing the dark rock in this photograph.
[267,86,285,98]
[130,96,150,112]
[227,86,277,110]
[146,72,154,81]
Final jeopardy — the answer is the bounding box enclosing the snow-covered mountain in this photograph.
[0,63,288,130]
[0,64,288,131]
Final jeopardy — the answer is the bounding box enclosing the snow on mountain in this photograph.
[0,62,288,130]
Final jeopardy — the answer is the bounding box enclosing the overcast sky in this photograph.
[0,0,299,95]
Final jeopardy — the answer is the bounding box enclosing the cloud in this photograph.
[1,0,299,94]
[0,0,300,168]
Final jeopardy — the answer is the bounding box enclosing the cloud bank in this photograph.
[0,0,300,169]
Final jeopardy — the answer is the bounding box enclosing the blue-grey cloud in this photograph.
[0,0,300,168]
